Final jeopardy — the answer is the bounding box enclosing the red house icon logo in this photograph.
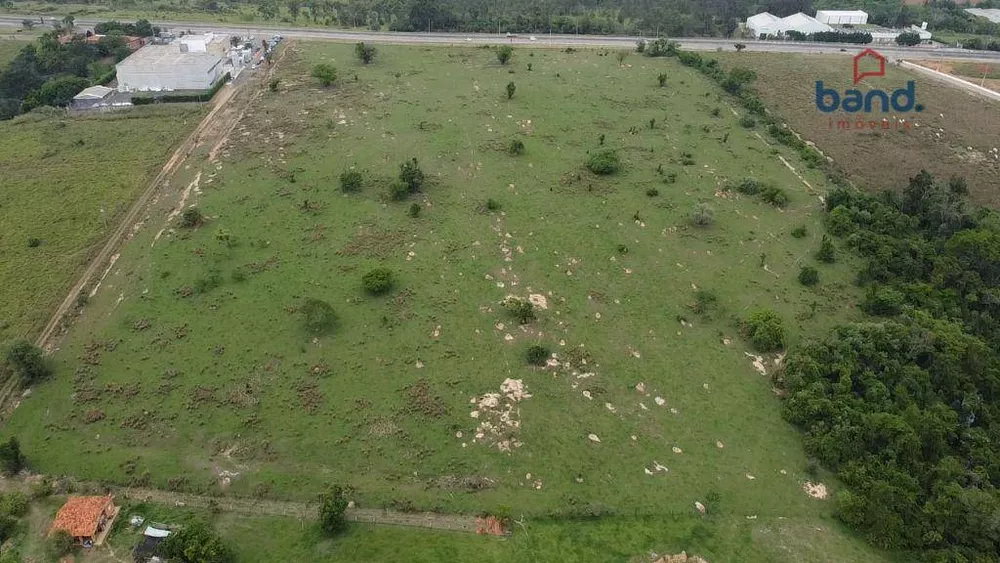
[853,48,886,85]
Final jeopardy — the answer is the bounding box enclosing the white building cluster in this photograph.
[745,9,932,44]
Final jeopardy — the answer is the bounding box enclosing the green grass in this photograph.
[0,106,203,341]
[4,43,885,561]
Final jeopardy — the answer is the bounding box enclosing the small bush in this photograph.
[26,237,41,248]
[691,289,718,316]
[817,235,836,263]
[302,299,337,334]
[586,150,621,175]
[598,133,605,145]
[791,225,808,238]
[691,202,714,227]
[355,41,377,64]
[798,266,819,286]
[268,78,280,92]
[340,170,362,192]
[505,298,535,324]
[231,269,246,282]
[388,181,410,201]
[506,81,516,99]
[399,158,424,192]
[0,438,24,476]
[646,187,659,197]
[362,268,394,295]
[657,73,667,87]
[311,63,337,86]
[526,344,549,366]
[760,185,790,208]
[46,530,74,560]
[636,39,646,53]
[526,62,532,71]
[5,341,50,384]
[497,45,513,65]
[734,178,761,195]
[663,172,677,184]
[180,207,203,228]
[742,309,785,352]
[710,107,721,117]
[507,138,524,156]
[485,198,501,211]
[408,203,421,217]
[318,487,349,536]
[0,493,28,518]
[739,115,756,128]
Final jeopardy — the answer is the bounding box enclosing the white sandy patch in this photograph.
[804,481,828,499]
[528,293,548,309]
[588,433,601,443]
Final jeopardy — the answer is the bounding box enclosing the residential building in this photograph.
[49,495,119,546]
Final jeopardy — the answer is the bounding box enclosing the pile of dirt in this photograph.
[652,553,709,563]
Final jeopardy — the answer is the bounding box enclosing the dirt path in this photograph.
[121,487,477,532]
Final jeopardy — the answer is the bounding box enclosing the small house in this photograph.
[49,495,119,546]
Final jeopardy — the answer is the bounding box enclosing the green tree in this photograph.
[506,81,516,99]
[160,520,233,563]
[496,45,513,65]
[45,529,74,560]
[5,341,50,384]
[691,202,714,227]
[311,63,337,86]
[354,41,377,64]
[362,268,394,295]
[399,158,424,192]
[742,310,785,352]
[586,149,620,175]
[895,31,921,46]
[339,170,362,192]
[181,208,203,228]
[318,486,349,535]
[798,266,819,286]
[24,75,90,109]
[61,15,75,32]
[817,235,836,263]
[0,438,25,476]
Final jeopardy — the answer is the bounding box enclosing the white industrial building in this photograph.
[746,11,833,37]
[116,44,224,92]
[966,8,1000,23]
[815,10,869,25]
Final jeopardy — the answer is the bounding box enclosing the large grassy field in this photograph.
[716,52,1000,207]
[0,106,203,342]
[5,43,889,561]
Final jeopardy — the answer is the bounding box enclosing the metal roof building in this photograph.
[746,12,833,37]
[115,44,224,92]
[815,10,869,25]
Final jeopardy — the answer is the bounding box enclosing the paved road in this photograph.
[2,13,1000,62]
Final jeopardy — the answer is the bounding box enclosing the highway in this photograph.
[3,13,1000,62]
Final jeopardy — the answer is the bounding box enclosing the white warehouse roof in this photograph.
[73,85,113,100]
[746,11,833,36]
[116,45,223,92]
[966,8,1000,23]
[816,10,869,25]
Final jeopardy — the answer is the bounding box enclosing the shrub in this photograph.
[231,269,246,282]
[215,228,233,247]
[496,45,513,65]
[0,493,28,518]
[798,266,819,286]
[0,516,16,544]
[742,310,785,352]
[691,202,714,227]
[861,286,904,316]
[311,63,337,86]
[485,198,501,211]
[817,235,836,263]
[586,150,621,175]
[657,73,668,87]
[0,438,24,476]
[26,237,40,248]
[340,170,362,193]
[388,181,410,201]
[46,530,75,560]
[760,186,790,208]
[598,133,605,145]
[408,203,421,217]
[399,158,424,192]
[180,207,203,228]
[646,187,659,197]
[710,107,721,117]
[301,299,336,334]
[526,344,549,366]
[734,42,747,52]
[739,115,756,128]
[362,268,394,295]
[355,41,377,64]
[507,138,524,155]
[692,289,718,316]
[194,271,223,294]
[895,31,921,46]
[268,78,280,92]
[615,50,628,66]
[318,486,349,535]
[791,225,808,238]
[635,39,646,53]
[160,520,233,563]
[506,81,516,99]
[526,62,532,71]
[734,178,761,195]
[5,341,50,384]
[504,298,535,324]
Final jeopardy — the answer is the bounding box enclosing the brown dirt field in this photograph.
[912,60,1000,93]
[717,53,1000,208]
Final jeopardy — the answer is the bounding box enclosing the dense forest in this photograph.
[9,0,1000,37]
[778,173,1000,561]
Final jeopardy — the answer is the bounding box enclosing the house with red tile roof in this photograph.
[49,495,119,546]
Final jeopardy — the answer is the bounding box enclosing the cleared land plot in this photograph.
[716,53,1000,207]
[912,59,1000,93]
[7,43,884,561]
[0,106,203,342]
